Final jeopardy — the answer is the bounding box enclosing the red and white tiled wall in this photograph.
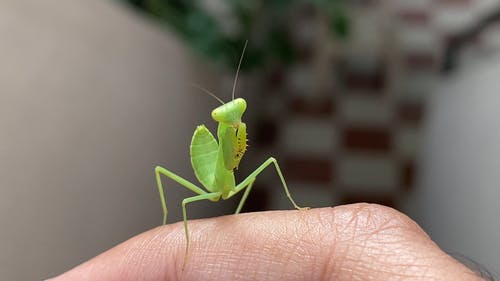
[239,0,500,211]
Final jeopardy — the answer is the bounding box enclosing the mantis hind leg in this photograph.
[155,166,208,225]
[228,157,309,211]
[234,179,255,214]
[181,192,221,269]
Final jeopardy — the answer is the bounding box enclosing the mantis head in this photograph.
[211,98,247,126]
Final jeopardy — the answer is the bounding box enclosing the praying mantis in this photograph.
[154,41,308,267]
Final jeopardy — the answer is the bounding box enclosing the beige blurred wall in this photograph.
[0,1,232,279]
[404,53,500,273]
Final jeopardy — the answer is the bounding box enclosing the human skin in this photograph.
[49,204,483,281]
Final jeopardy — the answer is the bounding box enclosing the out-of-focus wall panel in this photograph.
[406,54,500,274]
[0,1,225,279]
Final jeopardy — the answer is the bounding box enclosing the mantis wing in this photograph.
[190,125,218,191]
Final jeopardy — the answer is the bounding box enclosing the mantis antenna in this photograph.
[231,40,248,101]
[191,83,225,105]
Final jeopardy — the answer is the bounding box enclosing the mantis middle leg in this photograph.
[227,157,308,211]
[156,166,222,268]
[155,166,208,224]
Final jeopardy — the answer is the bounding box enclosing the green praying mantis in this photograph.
[154,41,308,267]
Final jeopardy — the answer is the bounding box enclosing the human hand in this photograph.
[48,204,484,280]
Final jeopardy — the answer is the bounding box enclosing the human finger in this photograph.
[49,204,482,281]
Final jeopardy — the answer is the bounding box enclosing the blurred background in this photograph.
[1,0,500,279]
